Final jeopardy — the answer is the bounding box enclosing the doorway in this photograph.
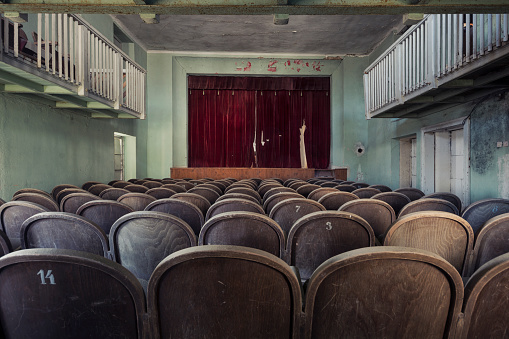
[421,117,470,207]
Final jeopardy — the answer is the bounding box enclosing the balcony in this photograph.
[0,14,145,119]
[364,14,509,119]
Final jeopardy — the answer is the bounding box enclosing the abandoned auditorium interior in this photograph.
[0,1,509,338]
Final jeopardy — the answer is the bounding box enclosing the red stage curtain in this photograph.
[188,77,330,168]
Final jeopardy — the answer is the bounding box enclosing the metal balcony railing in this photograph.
[364,14,509,119]
[0,13,146,118]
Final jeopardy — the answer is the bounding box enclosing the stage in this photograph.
[170,167,347,181]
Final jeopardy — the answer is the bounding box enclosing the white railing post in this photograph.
[116,53,123,109]
[4,17,9,53]
[13,22,18,58]
[78,24,89,96]
[396,43,403,103]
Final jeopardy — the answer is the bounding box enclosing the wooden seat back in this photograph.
[283,178,299,187]
[394,187,425,201]
[161,179,177,185]
[317,191,359,210]
[110,211,196,290]
[196,183,223,195]
[371,191,411,215]
[307,187,338,202]
[76,200,134,234]
[172,193,211,217]
[99,187,130,200]
[56,188,89,205]
[51,184,79,200]
[13,188,52,199]
[117,193,157,211]
[263,187,296,203]
[263,192,302,214]
[12,192,59,211]
[287,211,375,281]
[334,184,357,192]
[177,181,195,190]
[352,187,382,198]
[320,181,339,188]
[145,187,177,200]
[206,198,265,221]
[112,181,131,188]
[87,184,112,196]
[425,192,462,212]
[368,184,392,192]
[224,187,262,204]
[187,187,221,204]
[21,212,109,257]
[384,211,474,275]
[225,183,254,193]
[0,201,50,248]
[257,183,283,199]
[398,198,459,218]
[200,212,284,257]
[468,213,509,276]
[296,184,321,198]
[207,181,227,193]
[161,183,187,193]
[216,193,261,205]
[352,182,370,189]
[142,181,163,189]
[148,245,301,339]
[288,181,307,191]
[304,247,463,339]
[81,181,102,191]
[0,248,146,338]
[461,198,509,234]
[460,252,509,339]
[60,192,98,214]
[269,198,326,235]
[339,199,396,238]
[124,184,149,193]
[145,199,204,235]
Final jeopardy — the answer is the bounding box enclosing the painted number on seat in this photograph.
[295,205,301,212]
[37,270,56,285]
[326,222,332,230]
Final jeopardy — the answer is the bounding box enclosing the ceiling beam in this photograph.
[0,70,44,92]
[1,0,509,15]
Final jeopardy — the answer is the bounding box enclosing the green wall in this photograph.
[0,93,138,199]
[0,14,148,200]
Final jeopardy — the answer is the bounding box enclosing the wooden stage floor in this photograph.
[170,167,347,181]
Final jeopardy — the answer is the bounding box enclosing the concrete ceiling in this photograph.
[112,14,404,56]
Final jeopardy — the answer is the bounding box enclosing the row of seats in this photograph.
[0,245,506,338]
[2,177,509,281]
[0,202,506,288]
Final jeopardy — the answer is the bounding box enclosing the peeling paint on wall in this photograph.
[267,60,278,72]
[280,59,322,72]
[234,61,252,72]
[357,164,364,181]
[498,154,509,199]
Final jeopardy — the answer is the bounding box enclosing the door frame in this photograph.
[420,116,470,205]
